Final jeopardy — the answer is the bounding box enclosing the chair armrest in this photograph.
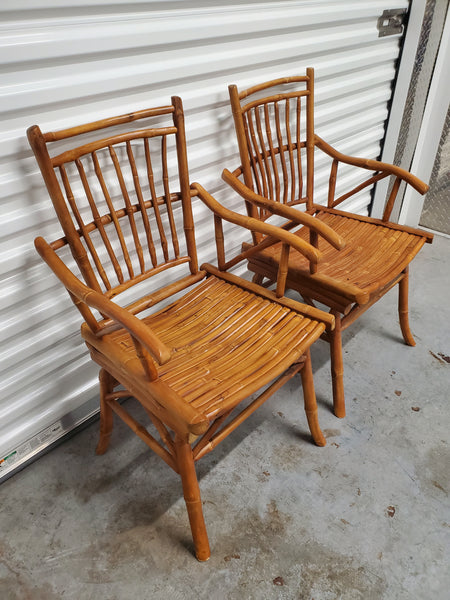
[191,182,322,264]
[222,168,346,251]
[314,135,429,195]
[34,236,171,365]
[314,135,428,221]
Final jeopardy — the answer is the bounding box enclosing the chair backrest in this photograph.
[27,97,198,298]
[229,68,315,218]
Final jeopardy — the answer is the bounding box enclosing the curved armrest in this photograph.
[222,168,346,251]
[191,183,322,264]
[35,236,171,365]
[314,135,429,195]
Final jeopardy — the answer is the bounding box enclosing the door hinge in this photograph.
[377,8,407,37]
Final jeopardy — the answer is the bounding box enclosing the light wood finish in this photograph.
[227,69,433,418]
[29,97,332,561]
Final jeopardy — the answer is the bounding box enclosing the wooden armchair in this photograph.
[226,69,433,419]
[28,97,334,561]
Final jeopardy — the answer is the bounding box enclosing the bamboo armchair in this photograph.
[226,69,433,419]
[28,97,334,561]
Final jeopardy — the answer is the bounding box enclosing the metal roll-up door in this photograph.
[0,0,409,479]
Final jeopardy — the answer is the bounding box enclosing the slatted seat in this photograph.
[84,275,325,420]
[243,210,427,308]
[28,96,333,561]
[225,69,433,418]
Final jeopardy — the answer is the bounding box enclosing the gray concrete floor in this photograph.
[1,235,449,600]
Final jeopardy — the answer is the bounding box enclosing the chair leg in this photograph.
[252,273,264,285]
[300,350,326,447]
[398,267,416,347]
[330,311,346,419]
[96,369,115,455]
[175,436,211,562]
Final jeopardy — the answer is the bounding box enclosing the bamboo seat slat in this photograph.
[29,95,331,561]
[227,68,433,419]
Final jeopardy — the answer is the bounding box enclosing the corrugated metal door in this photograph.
[0,0,409,478]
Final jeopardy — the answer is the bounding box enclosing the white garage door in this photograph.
[0,0,410,479]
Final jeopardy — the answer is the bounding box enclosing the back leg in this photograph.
[330,311,346,418]
[96,368,115,455]
[300,350,326,446]
[398,267,416,347]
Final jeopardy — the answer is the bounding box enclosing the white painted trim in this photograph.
[371,0,428,218]
[418,226,450,240]
[399,9,450,226]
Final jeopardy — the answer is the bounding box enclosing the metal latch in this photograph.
[377,8,407,37]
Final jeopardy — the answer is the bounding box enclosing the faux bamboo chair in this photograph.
[28,97,335,561]
[225,69,433,419]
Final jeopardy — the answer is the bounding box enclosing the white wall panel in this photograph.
[0,0,408,478]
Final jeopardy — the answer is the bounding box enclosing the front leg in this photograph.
[175,436,211,561]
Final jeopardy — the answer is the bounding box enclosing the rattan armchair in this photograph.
[226,69,433,419]
[28,96,334,561]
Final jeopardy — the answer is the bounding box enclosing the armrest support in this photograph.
[34,236,171,365]
[222,168,345,251]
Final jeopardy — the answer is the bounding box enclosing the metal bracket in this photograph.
[377,8,407,37]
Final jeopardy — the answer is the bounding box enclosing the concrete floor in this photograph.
[1,235,449,600]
